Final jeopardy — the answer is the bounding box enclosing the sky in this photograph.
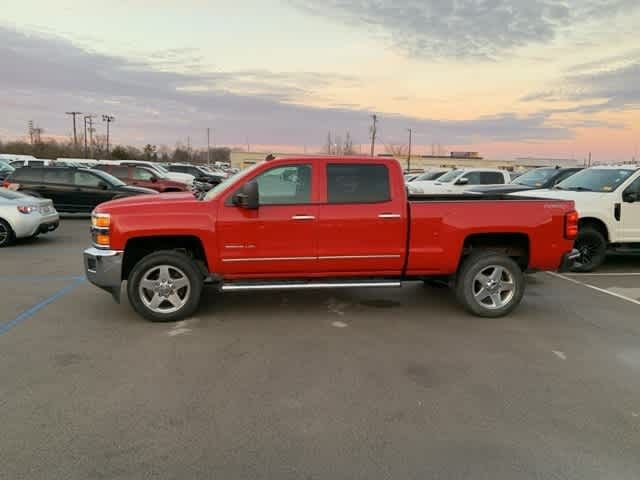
[1,0,639,160]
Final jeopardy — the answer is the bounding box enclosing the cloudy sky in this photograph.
[1,0,639,160]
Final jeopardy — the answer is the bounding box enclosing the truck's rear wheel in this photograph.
[571,227,606,273]
[127,251,203,322]
[455,252,525,318]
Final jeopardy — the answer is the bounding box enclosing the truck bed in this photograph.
[405,195,575,275]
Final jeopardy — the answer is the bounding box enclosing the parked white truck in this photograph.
[408,168,510,194]
[513,166,640,271]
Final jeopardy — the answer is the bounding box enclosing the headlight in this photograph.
[92,213,110,228]
[91,212,111,248]
[17,205,37,214]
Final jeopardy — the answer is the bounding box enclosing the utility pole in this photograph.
[207,128,211,166]
[407,128,413,172]
[28,121,34,145]
[246,138,250,153]
[588,151,592,167]
[102,115,115,155]
[66,111,82,148]
[370,114,378,156]
[83,115,94,158]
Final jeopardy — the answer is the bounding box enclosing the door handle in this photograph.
[292,215,315,220]
[378,213,401,219]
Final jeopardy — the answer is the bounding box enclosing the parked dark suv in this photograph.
[2,167,157,213]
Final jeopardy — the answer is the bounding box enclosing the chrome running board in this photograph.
[221,280,402,292]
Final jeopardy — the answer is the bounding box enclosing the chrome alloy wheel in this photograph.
[0,222,8,246]
[472,265,516,310]
[138,265,191,314]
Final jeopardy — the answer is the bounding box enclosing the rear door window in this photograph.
[327,164,390,203]
[13,168,44,182]
[43,169,72,184]
[480,172,505,184]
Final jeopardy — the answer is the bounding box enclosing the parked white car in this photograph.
[116,160,194,185]
[512,166,640,271]
[407,168,451,184]
[408,168,510,194]
[0,188,59,247]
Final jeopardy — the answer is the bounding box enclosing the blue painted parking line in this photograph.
[0,275,84,281]
[0,278,85,336]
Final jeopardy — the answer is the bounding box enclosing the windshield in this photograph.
[437,169,464,183]
[513,168,557,187]
[90,169,127,187]
[140,164,169,178]
[415,171,447,182]
[555,168,635,192]
[0,160,14,172]
[204,163,262,200]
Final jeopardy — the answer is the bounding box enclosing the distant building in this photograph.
[449,152,482,159]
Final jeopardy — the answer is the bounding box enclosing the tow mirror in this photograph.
[151,176,158,183]
[455,178,469,186]
[232,180,259,209]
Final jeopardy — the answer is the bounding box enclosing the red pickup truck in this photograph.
[83,156,579,321]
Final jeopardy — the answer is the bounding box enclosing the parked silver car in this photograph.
[0,188,59,247]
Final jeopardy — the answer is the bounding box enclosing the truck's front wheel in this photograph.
[455,252,525,318]
[127,251,203,322]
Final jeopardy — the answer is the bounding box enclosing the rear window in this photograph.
[12,168,44,182]
[327,164,390,203]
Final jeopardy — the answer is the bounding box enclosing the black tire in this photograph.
[571,227,607,273]
[0,219,15,247]
[455,252,525,318]
[127,250,204,322]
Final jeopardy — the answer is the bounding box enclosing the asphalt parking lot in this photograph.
[1,219,640,479]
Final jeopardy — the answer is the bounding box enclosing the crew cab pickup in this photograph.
[83,157,579,322]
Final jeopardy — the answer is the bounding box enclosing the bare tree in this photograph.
[343,131,355,155]
[385,143,409,157]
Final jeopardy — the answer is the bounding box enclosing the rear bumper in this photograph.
[558,249,580,273]
[83,247,124,303]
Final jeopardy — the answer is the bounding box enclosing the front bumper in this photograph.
[83,247,124,302]
[558,249,581,273]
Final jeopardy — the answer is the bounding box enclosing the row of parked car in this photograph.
[0,158,236,247]
[406,165,640,272]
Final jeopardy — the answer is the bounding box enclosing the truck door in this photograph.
[317,162,406,274]
[217,163,318,275]
[618,176,640,242]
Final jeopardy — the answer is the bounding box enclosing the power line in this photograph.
[370,114,378,157]
[102,115,115,155]
[66,112,82,147]
[83,115,95,158]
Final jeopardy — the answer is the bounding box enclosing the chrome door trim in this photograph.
[291,215,316,220]
[378,213,401,219]
[318,254,401,260]
[222,256,317,263]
